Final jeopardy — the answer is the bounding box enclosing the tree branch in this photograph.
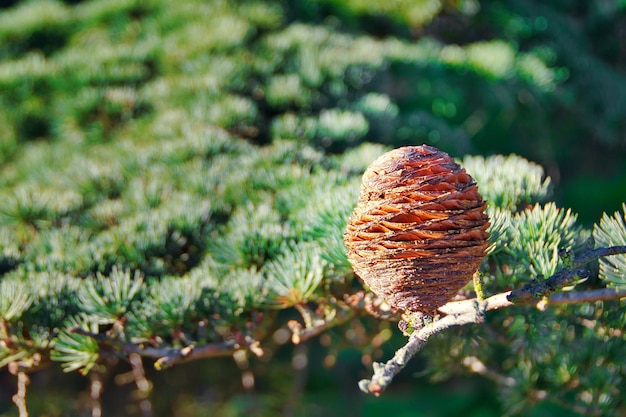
[549,287,626,304]
[129,353,153,417]
[71,328,263,370]
[462,356,516,387]
[360,244,626,395]
[123,337,263,370]
[89,371,103,417]
[288,291,396,344]
[439,286,626,316]
[8,363,30,417]
[359,309,484,396]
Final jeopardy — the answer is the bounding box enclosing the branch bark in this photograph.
[89,372,103,417]
[129,353,153,417]
[71,328,263,370]
[359,245,626,395]
[122,337,263,370]
[359,310,483,396]
[549,287,626,305]
[288,291,393,344]
[9,365,29,417]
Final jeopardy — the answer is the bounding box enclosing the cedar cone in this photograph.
[344,145,490,314]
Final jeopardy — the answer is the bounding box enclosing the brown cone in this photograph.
[344,145,490,314]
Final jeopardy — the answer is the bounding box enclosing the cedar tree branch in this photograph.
[359,244,626,395]
[71,328,262,370]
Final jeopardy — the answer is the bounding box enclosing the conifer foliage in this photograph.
[0,0,625,416]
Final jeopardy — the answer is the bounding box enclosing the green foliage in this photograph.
[495,303,625,416]
[208,200,292,270]
[23,225,95,272]
[263,242,326,308]
[316,0,444,28]
[0,184,82,230]
[462,155,582,287]
[0,226,21,273]
[297,180,360,279]
[461,154,551,211]
[77,267,143,324]
[218,267,265,312]
[138,276,205,335]
[51,315,100,375]
[0,277,32,322]
[503,203,582,278]
[0,0,625,415]
[19,270,82,332]
[484,206,511,256]
[594,204,626,288]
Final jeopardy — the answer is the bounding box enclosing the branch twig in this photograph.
[360,244,626,395]
[9,364,30,417]
[359,309,484,396]
[129,353,153,417]
[132,341,233,369]
[289,291,397,344]
[71,328,263,370]
[89,371,103,417]
[127,337,263,369]
[549,287,626,305]
[462,356,516,387]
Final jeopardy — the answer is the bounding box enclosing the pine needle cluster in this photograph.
[0,0,625,415]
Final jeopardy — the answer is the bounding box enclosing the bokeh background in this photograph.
[1,0,625,415]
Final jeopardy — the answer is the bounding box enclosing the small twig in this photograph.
[549,287,626,305]
[89,371,103,417]
[289,304,321,344]
[438,292,511,315]
[9,364,29,417]
[573,245,626,265]
[440,275,626,317]
[294,304,315,328]
[0,317,9,341]
[71,328,262,369]
[462,356,516,387]
[345,290,397,320]
[142,338,261,370]
[288,291,397,344]
[359,309,484,396]
[360,244,626,395]
[289,305,356,344]
[506,266,590,304]
[129,353,153,417]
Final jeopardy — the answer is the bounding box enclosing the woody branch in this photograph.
[359,245,626,396]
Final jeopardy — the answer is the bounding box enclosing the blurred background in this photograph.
[1,0,625,415]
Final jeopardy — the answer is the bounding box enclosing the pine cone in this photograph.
[344,145,490,314]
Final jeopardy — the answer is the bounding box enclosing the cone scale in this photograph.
[344,145,490,314]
